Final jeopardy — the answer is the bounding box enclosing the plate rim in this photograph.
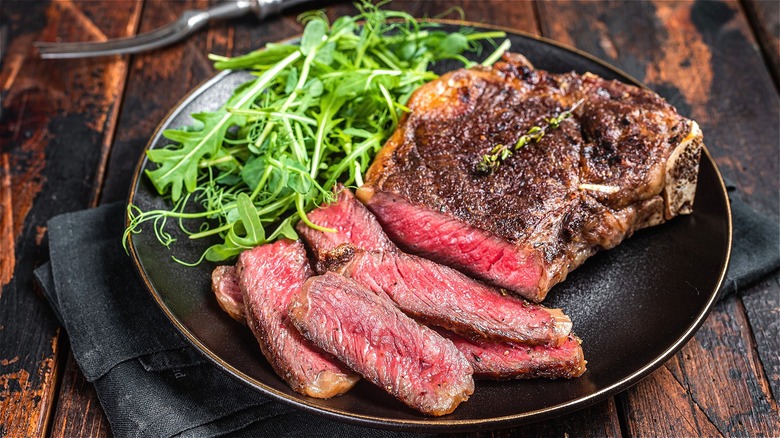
[126,19,733,432]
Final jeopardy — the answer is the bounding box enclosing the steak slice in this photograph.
[358,52,703,302]
[211,265,244,323]
[438,329,586,379]
[336,249,571,346]
[289,272,474,416]
[298,188,572,345]
[237,241,359,398]
[214,252,581,374]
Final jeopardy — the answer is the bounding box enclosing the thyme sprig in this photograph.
[477,98,585,173]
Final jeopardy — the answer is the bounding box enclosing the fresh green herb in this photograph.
[123,1,508,263]
[476,98,585,174]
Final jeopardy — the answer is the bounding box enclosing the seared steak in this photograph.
[298,188,573,346]
[438,329,586,379]
[289,272,474,416]
[237,241,359,398]
[357,53,703,301]
[211,265,244,323]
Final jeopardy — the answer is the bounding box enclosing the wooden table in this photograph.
[1,1,778,436]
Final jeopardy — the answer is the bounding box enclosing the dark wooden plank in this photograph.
[0,153,13,288]
[741,273,780,408]
[486,398,622,438]
[620,296,779,436]
[618,366,722,437]
[742,0,780,88]
[536,0,779,435]
[48,352,111,438]
[0,0,141,436]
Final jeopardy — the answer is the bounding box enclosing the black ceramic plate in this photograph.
[127,22,731,432]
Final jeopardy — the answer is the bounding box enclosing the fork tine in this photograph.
[34,10,207,59]
[33,1,261,59]
[36,20,184,52]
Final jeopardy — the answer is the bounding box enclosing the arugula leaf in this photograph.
[146,109,235,201]
[235,192,265,245]
[145,50,303,201]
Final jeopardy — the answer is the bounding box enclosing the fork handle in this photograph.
[200,1,256,22]
[250,0,311,20]
[191,0,310,29]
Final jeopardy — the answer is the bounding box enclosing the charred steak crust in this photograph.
[299,187,573,346]
[290,272,475,416]
[358,52,703,301]
[237,240,359,399]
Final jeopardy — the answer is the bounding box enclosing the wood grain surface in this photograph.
[48,352,111,438]
[0,0,141,436]
[743,0,780,88]
[1,1,778,437]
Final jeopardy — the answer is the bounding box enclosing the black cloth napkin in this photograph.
[717,185,780,298]
[34,187,779,438]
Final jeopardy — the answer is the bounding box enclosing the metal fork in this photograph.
[34,0,309,59]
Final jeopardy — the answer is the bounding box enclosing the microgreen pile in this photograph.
[124,1,508,264]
